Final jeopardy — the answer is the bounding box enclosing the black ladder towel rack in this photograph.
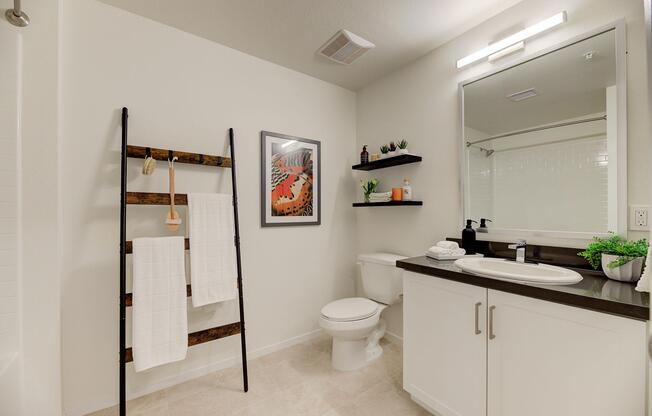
[118,107,248,415]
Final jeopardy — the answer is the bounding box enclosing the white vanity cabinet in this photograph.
[403,271,487,416]
[403,271,648,416]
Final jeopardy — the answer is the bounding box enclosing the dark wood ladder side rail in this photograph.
[123,322,241,363]
[126,145,232,167]
[119,108,249,416]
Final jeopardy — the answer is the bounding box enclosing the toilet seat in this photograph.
[320,297,379,322]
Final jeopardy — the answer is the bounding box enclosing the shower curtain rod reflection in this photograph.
[465,115,607,147]
[5,0,30,27]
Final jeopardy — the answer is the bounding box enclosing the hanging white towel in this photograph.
[188,193,238,307]
[635,245,652,293]
[132,236,188,372]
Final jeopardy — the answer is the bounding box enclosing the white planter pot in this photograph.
[380,153,388,159]
[601,254,645,282]
[398,148,409,155]
[387,151,397,157]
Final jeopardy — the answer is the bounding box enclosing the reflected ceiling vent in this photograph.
[318,29,375,65]
[506,88,538,102]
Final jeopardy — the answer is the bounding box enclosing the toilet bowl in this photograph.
[319,253,406,371]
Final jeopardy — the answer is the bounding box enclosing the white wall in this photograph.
[356,0,649,337]
[59,0,357,414]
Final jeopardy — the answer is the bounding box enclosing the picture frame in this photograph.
[260,131,321,227]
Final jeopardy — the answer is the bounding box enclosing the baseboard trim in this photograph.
[68,329,323,416]
[384,330,403,345]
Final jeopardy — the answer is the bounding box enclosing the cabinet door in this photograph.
[487,289,647,416]
[403,271,487,416]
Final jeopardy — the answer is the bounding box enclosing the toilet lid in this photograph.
[321,297,379,322]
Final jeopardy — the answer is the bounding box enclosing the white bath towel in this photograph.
[188,193,238,307]
[132,236,188,372]
[436,241,460,250]
[635,245,652,293]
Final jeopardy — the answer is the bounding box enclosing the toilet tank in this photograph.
[358,253,407,305]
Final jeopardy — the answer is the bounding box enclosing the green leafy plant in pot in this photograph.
[379,145,390,159]
[360,179,379,203]
[578,234,648,282]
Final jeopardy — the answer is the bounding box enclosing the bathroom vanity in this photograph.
[398,256,648,416]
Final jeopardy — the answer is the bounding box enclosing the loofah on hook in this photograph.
[142,156,156,175]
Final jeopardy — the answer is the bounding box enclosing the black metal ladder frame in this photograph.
[119,107,248,415]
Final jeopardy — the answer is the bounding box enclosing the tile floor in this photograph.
[89,334,429,415]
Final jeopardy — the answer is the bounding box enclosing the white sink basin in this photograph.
[454,257,582,285]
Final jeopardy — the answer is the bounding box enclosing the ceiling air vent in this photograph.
[318,29,375,65]
[506,88,538,102]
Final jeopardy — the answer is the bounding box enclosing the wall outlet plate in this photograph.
[629,205,650,231]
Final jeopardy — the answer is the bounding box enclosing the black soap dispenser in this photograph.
[477,218,492,233]
[462,219,478,254]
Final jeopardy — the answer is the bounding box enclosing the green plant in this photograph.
[397,139,408,149]
[380,145,390,154]
[360,179,379,203]
[389,142,397,152]
[578,234,648,269]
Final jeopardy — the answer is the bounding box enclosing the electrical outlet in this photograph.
[629,205,650,231]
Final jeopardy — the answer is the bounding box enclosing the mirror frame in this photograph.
[458,20,628,245]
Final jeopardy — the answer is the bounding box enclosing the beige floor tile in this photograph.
[87,337,422,416]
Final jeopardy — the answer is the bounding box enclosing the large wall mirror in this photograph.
[460,23,627,240]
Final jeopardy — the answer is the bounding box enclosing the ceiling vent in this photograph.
[318,29,375,65]
[506,88,538,102]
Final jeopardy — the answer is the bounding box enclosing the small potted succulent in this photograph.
[380,144,390,159]
[388,141,398,157]
[360,178,379,203]
[397,139,409,155]
[578,234,649,282]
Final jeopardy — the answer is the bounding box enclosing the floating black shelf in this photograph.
[352,154,422,171]
[353,200,423,207]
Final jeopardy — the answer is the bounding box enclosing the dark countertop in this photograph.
[397,256,649,321]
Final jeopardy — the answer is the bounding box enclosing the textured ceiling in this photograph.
[101,0,524,90]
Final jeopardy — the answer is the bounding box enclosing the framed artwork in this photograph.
[260,131,321,227]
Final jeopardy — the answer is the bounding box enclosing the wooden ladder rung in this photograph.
[123,322,241,363]
[127,192,187,205]
[125,238,190,254]
[127,145,232,168]
[125,285,192,307]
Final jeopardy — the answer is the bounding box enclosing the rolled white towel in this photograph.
[369,192,392,198]
[436,241,459,250]
[427,246,450,255]
[635,245,651,293]
[427,246,466,257]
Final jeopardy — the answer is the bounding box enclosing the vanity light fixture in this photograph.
[456,11,567,69]
[488,41,525,62]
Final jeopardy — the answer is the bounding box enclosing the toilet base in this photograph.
[331,319,386,371]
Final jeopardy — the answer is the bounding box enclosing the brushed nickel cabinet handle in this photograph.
[474,302,482,335]
[489,305,496,340]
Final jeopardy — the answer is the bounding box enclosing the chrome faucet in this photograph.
[508,239,527,263]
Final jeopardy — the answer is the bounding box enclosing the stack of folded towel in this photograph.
[368,192,392,203]
[426,241,466,259]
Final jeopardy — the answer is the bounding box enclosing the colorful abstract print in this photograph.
[270,147,313,216]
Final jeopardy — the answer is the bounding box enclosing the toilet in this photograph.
[319,253,406,371]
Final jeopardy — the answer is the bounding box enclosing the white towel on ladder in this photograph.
[132,236,188,372]
[188,193,238,307]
